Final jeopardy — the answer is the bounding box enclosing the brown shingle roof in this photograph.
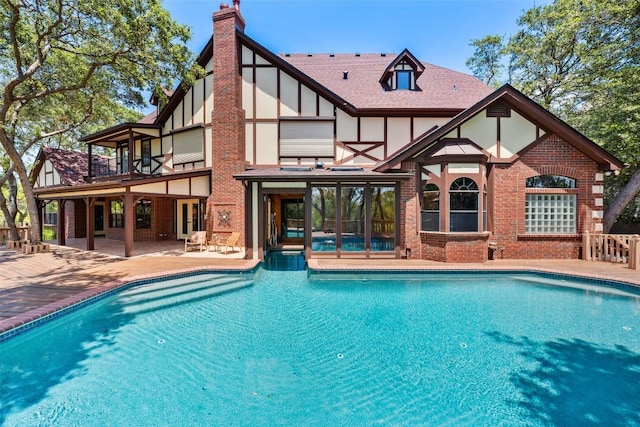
[279,53,493,110]
[41,147,103,186]
[138,110,158,124]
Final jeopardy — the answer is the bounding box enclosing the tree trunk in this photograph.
[0,187,20,241]
[604,167,640,232]
[0,135,42,244]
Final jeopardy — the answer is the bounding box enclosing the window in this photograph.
[341,186,365,251]
[44,201,58,226]
[421,183,439,231]
[141,139,151,169]
[525,175,577,234]
[370,186,395,251]
[396,70,411,90]
[136,199,152,229]
[526,175,576,189]
[311,187,337,252]
[110,200,124,228]
[449,177,478,232]
[279,120,334,158]
[390,59,416,90]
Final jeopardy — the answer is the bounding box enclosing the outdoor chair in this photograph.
[217,231,241,255]
[184,231,208,252]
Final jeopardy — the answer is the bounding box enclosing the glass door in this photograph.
[177,199,202,240]
[282,197,304,242]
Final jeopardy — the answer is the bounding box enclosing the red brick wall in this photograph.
[63,200,85,239]
[207,5,247,248]
[420,232,489,262]
[400,161,420,258]
[104,197,176,242]
[403,134,599,262]
[492,134,598,259]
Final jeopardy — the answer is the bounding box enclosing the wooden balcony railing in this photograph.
[90,155,165,181]
[582,232,640,270]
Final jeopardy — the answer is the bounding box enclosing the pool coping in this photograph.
[0,261,260,342]
[307,259,640,287]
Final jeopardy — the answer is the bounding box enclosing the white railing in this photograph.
[582,233,640,270]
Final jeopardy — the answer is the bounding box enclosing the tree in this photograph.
[465,35,505,88]
[465,0,640,231]
[0,0,202,244]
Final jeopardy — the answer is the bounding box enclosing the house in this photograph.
[31,1,623,262]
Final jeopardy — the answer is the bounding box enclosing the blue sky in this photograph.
[154,0,551,111]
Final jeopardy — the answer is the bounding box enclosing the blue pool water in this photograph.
[1,270,640,426]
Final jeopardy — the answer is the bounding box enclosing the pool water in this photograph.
[1,270,640,426]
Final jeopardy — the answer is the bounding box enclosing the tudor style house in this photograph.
[31,1,623,262]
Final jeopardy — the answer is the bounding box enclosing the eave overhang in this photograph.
[233,167,411,183]
[79,123,162,147]
[33,169,211,199]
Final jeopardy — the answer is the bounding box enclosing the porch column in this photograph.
[124,193,134,257]
[36,199,45,241]
[57,199,66,245]
[85,197,96,250]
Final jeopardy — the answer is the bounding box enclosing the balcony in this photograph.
[89,155,165,181]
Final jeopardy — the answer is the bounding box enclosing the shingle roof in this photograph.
[41,147,102,186]
[279,53,493,110]
[138,110,158,124]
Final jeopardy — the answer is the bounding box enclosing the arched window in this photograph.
[526,175,576,189]
[525,175,576,234]
[421,183,439,231]
[449,177,478,232]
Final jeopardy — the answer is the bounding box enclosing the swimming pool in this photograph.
[1,269,639,426]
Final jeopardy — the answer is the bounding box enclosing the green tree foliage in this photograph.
[466,0,640,231]
[0,0,203,243]
[466,35,505,88]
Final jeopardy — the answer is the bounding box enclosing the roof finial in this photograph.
[233,0,240,11]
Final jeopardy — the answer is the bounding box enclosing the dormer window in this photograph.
[395,68,413,90]
[380,48,425,92]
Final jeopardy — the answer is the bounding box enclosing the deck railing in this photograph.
[582,232,640,270]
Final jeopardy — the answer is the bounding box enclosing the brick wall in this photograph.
[419,232,489,262]
[105,197,176,242]
[404,134,598,262]
[492,134,598,259]
[62,200,87,238]
[400,161,420,258]
[207,5,247,247]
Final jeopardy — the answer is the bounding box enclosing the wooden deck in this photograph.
[1,242,639,337]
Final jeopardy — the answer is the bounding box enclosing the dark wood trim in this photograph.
[85,197,96,250]
[383,117,388,159]
[496,116,501,158]
[57,199,66,246]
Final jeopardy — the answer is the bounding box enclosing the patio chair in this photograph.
[217,231,241,255]
[184,231,208,252]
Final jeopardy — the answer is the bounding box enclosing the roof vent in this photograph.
[343,71,348,80]
[355,53,361,57]
[329,53,335,57]
[284,53,290,57]
[307,53,313,57]
[381,53,387,57]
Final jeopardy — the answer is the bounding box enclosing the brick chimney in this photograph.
[208,1,247,248]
